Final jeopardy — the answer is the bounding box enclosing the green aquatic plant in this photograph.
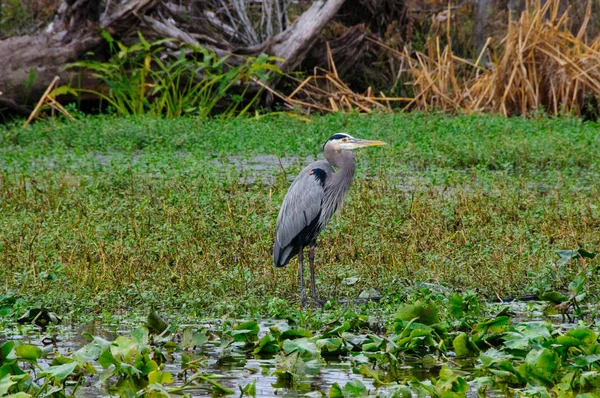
[329,379,369,397]
[67,31,281,118]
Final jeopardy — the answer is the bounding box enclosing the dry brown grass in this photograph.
[287,0,600,116]
[280,43,411,114]
[471,0,600,116]
[399,0,600,116]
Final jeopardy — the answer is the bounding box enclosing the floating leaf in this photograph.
[181,327,209,349]
[316,338,344,355]
[231,321,259,343]
[72,340,103,364]
[147,310,169,334]
[524,348,559,385]
[395,301,439,329]
[361,335,385,352]
[453,333,479,358]
[329,380,367,397]
[282,338,320,360]
[358,364,387,386]
[278,329,312,342]
[321,322,351,338]
[437,366,469,395]
[342,379,368,397]
[253,333,278,355]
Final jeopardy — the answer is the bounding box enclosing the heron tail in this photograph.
[273,241,294,268]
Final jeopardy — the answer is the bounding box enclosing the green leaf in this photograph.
[342,277,360,286]
[358,364,387,386]
[395,301,439,327]
[437,365,469,394]
[1,341,16,363]
[181,327,209,349]
[15,345,42,360]
[110,336,137,361]
[278,329,313,342]
[0,374,17,396]
[578,248,597,259]
[316,338,344,355]
[239,378,256,396]
[539,291,568,304]
[569,275,586,296]
[361,334,385,352]
[253,333,278,355]
[453,333,479,358]
[574,355,600,367]
[282,338,320,360]
[131,327,149,348]
[321,322,351,338]
[556,250,579,266]
[98,349,117,368]
[5,393,32,398]
[329,382,344,397]
[568,328,597,344]
[525,348,560,385]
[147,369,173,385]
[231,321,259,342]
[473,316,511,342]
[555,328,598,348]
[39,361,77,382]
[342,379,368,397]
[72,341,103,364]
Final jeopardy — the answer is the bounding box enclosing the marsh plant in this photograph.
[67,31,281,118]
[5,303,600,396]
[1,113,599,314]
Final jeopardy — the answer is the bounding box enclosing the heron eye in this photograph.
[342,138,347,142]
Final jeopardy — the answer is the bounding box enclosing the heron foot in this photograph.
[313,297,327,307]
[300,294,308,307]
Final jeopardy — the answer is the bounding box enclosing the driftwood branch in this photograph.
[262,0,347,72]
[0,0,350,110]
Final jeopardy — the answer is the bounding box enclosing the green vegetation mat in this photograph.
[2,113,600,397]
[0,113,599,315]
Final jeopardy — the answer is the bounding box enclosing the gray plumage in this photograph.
[273,160,335,267]
[272,133,386,305]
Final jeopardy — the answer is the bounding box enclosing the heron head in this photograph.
[324,133,386,152]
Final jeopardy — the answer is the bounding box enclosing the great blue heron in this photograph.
[273,133,386,305]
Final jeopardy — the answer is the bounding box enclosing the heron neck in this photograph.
[333,156,355,185]
[329,152,356,193]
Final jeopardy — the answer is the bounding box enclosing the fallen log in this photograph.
[0,0,158,107]
[0,0,348,111]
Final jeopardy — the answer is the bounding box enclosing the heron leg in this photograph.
[309,244,324,306]
[298,247,307,306]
